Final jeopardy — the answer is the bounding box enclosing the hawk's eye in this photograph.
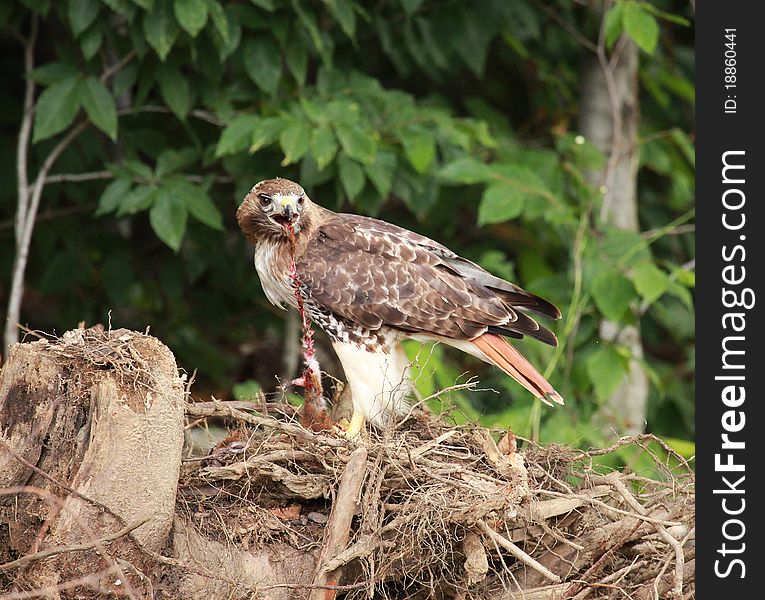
[297,195,305,207]
[258,195,272,209]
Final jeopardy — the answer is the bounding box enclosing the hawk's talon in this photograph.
[332,411,365,440]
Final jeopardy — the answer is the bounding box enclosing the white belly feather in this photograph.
[253,242,295,309]
[332,341,412,427]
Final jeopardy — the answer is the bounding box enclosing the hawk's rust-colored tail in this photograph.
[471,333,564,407]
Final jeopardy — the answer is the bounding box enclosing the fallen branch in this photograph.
[311,446,369,600]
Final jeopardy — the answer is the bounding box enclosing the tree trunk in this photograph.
[579,38,649,435]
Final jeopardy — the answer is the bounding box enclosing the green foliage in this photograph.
[0,0,695,455]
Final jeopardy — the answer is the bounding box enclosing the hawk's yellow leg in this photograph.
[334,411,366,439]
[344,411,366,439]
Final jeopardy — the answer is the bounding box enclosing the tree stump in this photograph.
[0,328,184,596]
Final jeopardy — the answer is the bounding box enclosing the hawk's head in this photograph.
[237,178,313,243]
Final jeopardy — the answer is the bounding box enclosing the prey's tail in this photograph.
[471,333,564,407]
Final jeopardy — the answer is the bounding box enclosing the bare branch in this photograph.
[44,170,112,184]
[5,120,89,351]
[100,50,136,84]
[118,104,224,126]
[533,0,598,53]
[15,15,37,239]
[4,45,139,355]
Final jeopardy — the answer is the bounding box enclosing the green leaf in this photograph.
[279,118,311,165]
[132,0,154,9]
[337,153,365,200]
[121,158,154,181]
[663,437,695,459]
[591,270,636,322]
[453,7,494,77]
[167,177,223,230]
[334,123,376,165]
[669,128,695,168]
[103,0,137,18]
[242,37,282,95]
[144,0,180,61]
[251,116,286,152]
[299,98,325,124]
[399,0,425,15]
[666,280,694,311]
[79,77,118,140]
[292,0,324,58]
[155,148,197,176]
[326,0,356,40]
[174,0,208,37]
[206,0,229,45]
[670,264,695,288]
[29,62,79,85]
[630,261,669,305]
[399,126,436,174]
[32,77,81,143]
[560,133,606,170]
[96,178,132,216]
[437,157,493,184]
[69,0,101,37]
[477,183,525,226]
[622,2,659,54]
[310,126,339,170]
[150,189,188,251]
[233,379,262,400]
[215,115,258,157]
[113,63,138,97]
[250,0,276,11]
[586,345,629,402]
[489,163,553,202]
[285,37,309,85]
[639,4,690,27]
[604,1,624,48]
[599,227,651,266]
[117,185,158,216]
[79,25,103,60]
[365,150,397,199]
[155,64,192,119]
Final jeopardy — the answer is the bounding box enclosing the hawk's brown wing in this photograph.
[296,213,559,345]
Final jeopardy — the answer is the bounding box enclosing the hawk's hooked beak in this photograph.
[279,196,299,220]
[273,195,302,231]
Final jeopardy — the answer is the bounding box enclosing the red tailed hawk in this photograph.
[237,178,563,437]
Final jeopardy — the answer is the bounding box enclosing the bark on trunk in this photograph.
[580,39,649,435]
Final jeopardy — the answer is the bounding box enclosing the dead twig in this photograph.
[477,520,561,583]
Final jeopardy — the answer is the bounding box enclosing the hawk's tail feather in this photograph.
[471,333,564,407]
